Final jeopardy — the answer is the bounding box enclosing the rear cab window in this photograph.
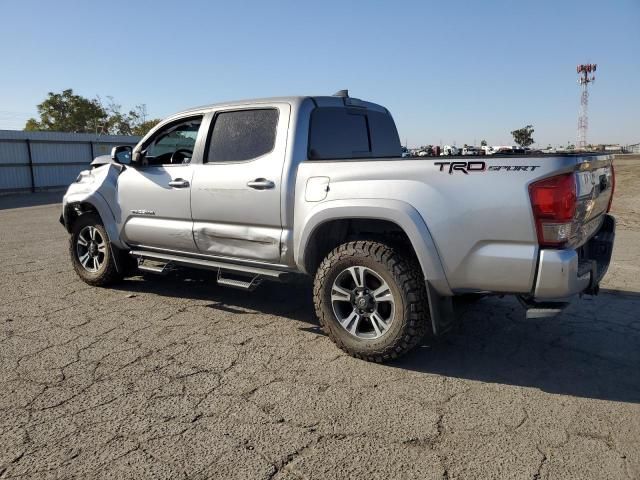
[308,107,401,160]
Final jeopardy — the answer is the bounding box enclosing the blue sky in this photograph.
[0,0,638,146]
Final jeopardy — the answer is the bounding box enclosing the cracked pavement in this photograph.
[1,159,639,479]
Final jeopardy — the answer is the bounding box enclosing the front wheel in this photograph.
[69,214,123,286]
[313,240,430,362]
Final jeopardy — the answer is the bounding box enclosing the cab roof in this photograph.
[171,94,389,118]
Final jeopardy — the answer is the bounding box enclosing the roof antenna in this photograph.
[333,89,349,98]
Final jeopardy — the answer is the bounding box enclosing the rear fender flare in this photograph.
[294,199,452,296]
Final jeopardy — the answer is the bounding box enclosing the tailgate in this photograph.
[574,156,614,246]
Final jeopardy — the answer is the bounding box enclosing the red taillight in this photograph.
[607,164,615,212]
[529,173,577,248]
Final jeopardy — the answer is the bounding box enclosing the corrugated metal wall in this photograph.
[0,130,140,193]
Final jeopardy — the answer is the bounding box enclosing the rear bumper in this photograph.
[533,214,615,300]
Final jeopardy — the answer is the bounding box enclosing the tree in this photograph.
[97,98,160,136]
[510,125,535,148]
[131,119,161,136]
[24,89,161,136]
[480,139,487,147]
[125,104,161,136]
[25,89,107,133]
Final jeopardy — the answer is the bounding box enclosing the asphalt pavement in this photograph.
[0,192,638,479]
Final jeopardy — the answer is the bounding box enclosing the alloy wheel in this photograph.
[330,266,395,339]
[76,225,107,273]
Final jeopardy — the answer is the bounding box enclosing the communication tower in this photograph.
[576,63,597,149]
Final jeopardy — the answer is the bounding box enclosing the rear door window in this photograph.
[206,109,279,162]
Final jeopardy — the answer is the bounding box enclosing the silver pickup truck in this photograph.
[60,91,616,362]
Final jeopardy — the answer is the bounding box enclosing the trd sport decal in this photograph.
[434,161,540,174]
[434,161,485,174]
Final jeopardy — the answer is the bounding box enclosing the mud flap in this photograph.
[111,245,141,276]
[426,281,456,336]
[109,243,122,274]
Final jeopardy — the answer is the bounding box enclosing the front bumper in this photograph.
[533,214,615,300]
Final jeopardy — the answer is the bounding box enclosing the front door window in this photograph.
[143,117,202,166]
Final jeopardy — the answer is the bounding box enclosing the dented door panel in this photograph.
[192,222,282,261]
[190,103,290,263]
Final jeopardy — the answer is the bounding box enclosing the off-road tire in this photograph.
[313,240,430,362]
[69,213,123,286]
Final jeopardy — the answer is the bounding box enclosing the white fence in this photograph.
[0,130,140,193]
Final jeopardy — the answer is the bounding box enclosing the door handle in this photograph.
[168,178,190,188]
[246,178,275,190]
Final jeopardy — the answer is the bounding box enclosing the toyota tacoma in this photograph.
[60,91,616,362]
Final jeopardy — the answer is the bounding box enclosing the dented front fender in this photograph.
[61,164,127,249]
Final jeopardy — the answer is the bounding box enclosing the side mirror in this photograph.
[111,145,132,164]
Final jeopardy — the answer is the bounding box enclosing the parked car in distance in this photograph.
[462,146,480,156]
[440,145,459,155]
[481,145,494,155]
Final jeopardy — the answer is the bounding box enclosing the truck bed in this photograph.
[295,153,613,295]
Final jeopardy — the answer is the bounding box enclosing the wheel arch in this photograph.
[62,191,125,249]
[295,199,452,296]
[63,201,100,231]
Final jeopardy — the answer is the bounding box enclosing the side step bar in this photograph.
[137,262,168,275]
[130,250,289,282]
[216,271,262,291]
[517,296,570,319]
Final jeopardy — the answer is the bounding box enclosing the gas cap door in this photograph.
[305,176,330,202]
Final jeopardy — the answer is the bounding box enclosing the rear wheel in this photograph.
[313,240,430,362]
[69,214,123,286]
